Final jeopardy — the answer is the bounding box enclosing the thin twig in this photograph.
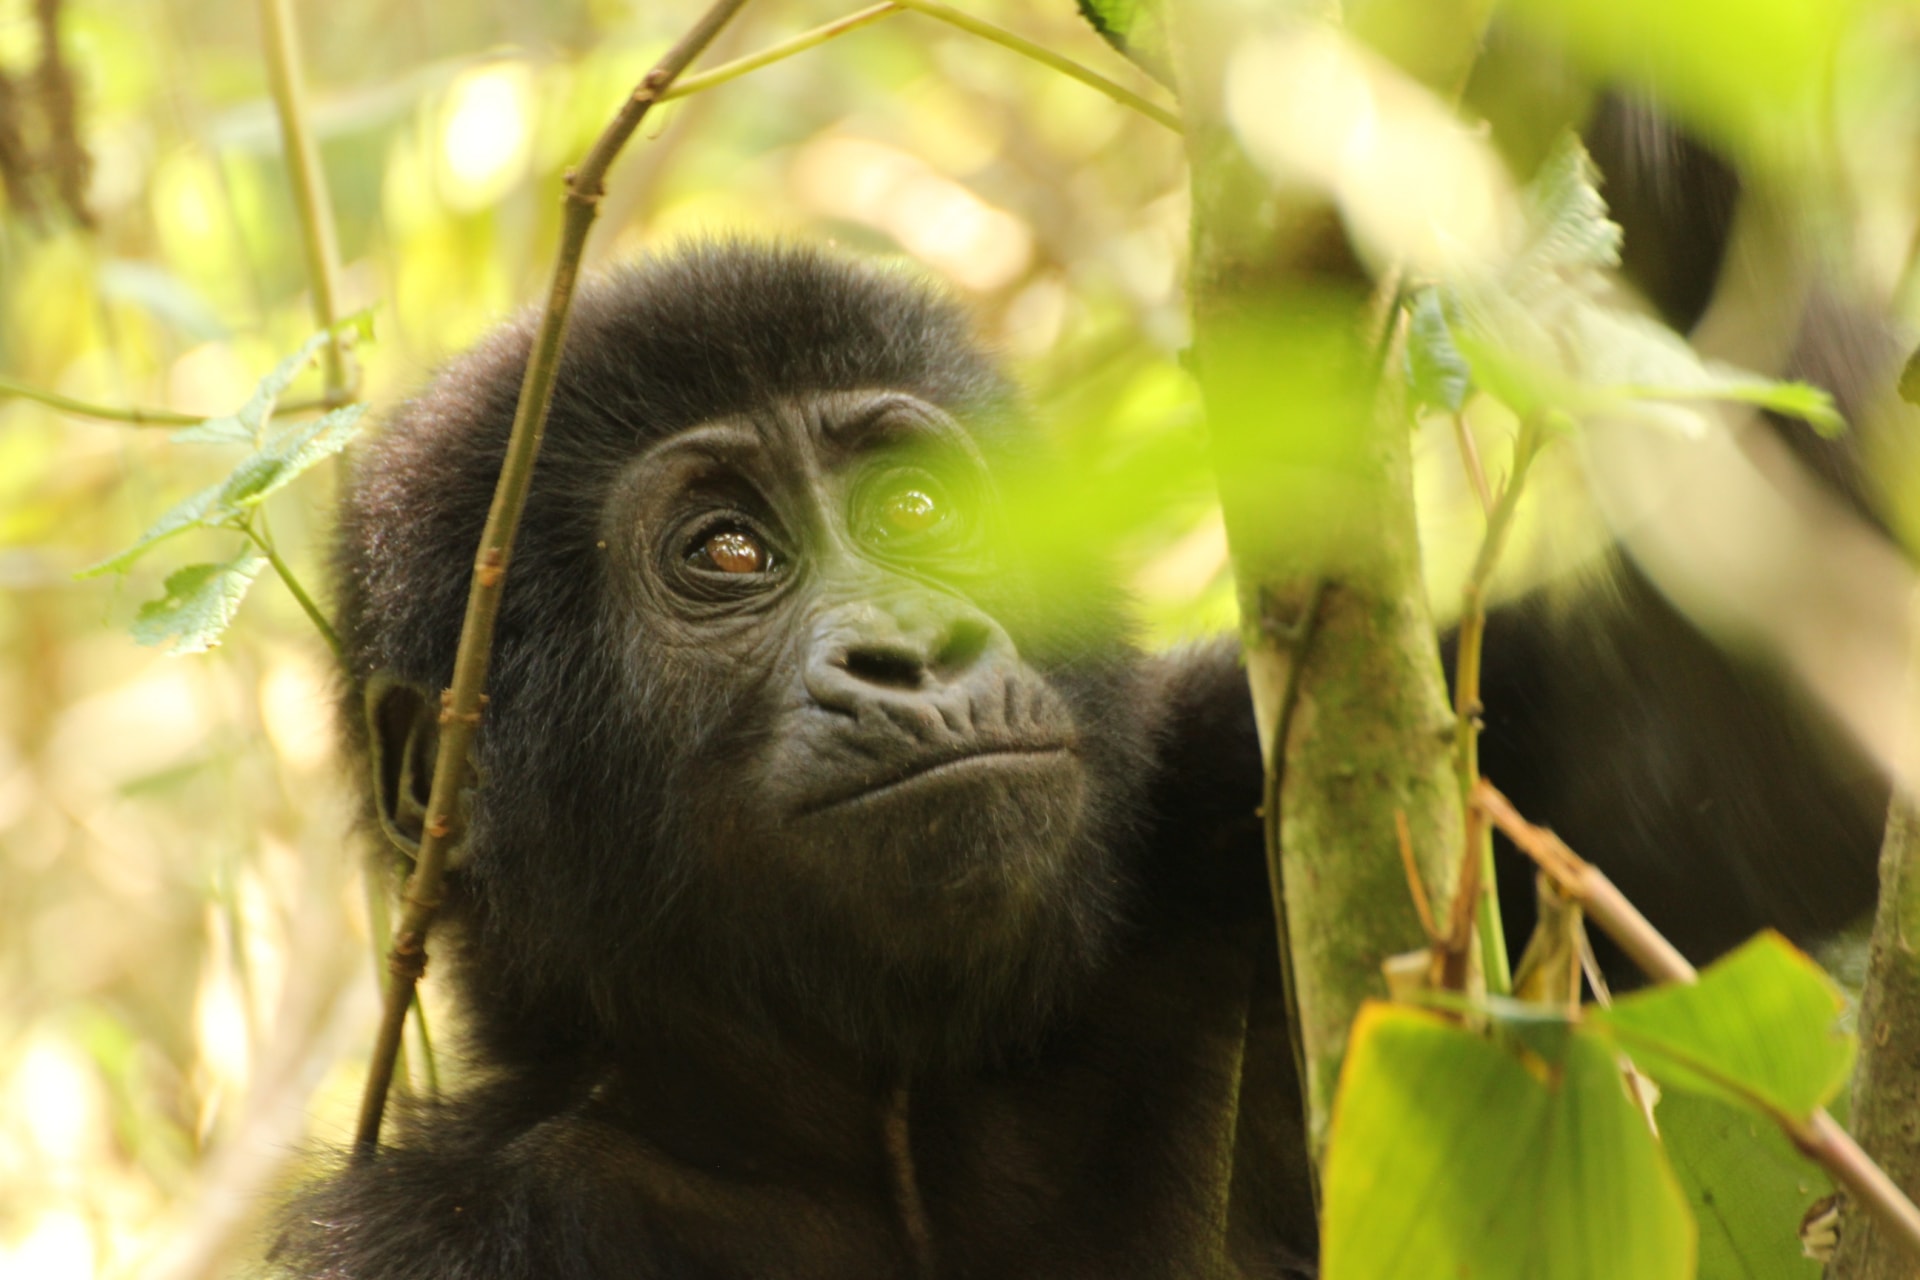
[0,375,202,425]
[351,0,757,1159]
[245,521,344,663]
[1452,411,1547,996]
[1473,779,1920,1267]
[661,3,902,102]
[1450,410,1493,515]
[258,0,350,400]
[889,0,1180,132]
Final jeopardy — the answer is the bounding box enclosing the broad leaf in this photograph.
[1661,1091,1827,1280]
[1591,932,1853,1124]
[1322,1003,1693,1280]
[130,551,269,654]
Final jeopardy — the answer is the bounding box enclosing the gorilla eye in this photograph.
[688,526,771,574]
[882,487,939,535]
[857,469,964,554]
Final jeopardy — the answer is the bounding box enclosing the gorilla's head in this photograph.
[335,243,1156,1072]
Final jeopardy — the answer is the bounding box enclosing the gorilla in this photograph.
[269,239,1884,1279]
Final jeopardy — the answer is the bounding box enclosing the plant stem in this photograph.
[661,3,902,102]
[1452,411,1546,996]
[351,0,757,1160]
[245,520,344,662]
[890,0,1179,131]
[258,0,349,400]
[0,375,202,425]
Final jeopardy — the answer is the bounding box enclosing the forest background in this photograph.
[2,1,1919,1278]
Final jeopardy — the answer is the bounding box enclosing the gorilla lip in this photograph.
[799,744,1073,816]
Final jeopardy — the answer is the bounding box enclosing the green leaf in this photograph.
[1406,288,1472,412]
[215,402,369,509]
[76,481,237,577]
[1516,134,1622,279]
[1500,0,1845,164]
[1591,932,1854,1124]
[1073,0,1173,85]
[1661,1091,1828,1280]
[81,402,367,580]
[1321,1003,1694,1280]
[171,330,332,445]
[129,551,268,655]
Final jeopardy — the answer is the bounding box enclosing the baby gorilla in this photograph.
[275,242,1320,1279]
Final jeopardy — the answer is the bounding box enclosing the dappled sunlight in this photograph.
[791,134,1033,291]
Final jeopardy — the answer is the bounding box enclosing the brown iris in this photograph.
[703,530,766,574]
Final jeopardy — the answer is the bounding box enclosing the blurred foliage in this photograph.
[0,0,1917,1277]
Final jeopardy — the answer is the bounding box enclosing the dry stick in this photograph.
[1451,411,1546,996]
[350,0,756,1159]
[1473,779,1920,1267]
[661,3,902,103]
[258,0,349,402]
[887,0,1180,131]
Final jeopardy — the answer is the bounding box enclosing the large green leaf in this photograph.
[1661,1091,1828,1280]
[1322,1003,1694,1280]
[1591,933,1853,1124]
[1500,0,1847,164]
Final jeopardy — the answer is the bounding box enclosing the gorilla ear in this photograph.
[365,674,438,860]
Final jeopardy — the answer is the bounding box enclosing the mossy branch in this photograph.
[350,0,757,1158]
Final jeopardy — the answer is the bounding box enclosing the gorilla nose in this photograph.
[805,602,1011,714]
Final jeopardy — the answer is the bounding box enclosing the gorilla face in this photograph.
[601,389,1102,967]
[338,247,1154,1071]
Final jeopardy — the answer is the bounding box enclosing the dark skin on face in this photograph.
[602,389,1091,945]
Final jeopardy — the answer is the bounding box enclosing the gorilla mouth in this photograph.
[799,745,1074,816]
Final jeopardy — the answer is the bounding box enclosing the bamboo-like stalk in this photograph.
[350,0,757,1158]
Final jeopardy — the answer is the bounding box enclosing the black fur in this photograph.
[281,243,1317,1278]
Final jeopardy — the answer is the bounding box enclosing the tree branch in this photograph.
[661,3,902,103]
[891,0,1179,131]
[351,0,757,1158]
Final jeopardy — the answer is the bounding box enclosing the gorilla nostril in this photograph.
[933,620,991,679]
[843,646,925,690]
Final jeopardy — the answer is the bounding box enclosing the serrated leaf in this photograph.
[1661,1091,1827,1280]
[76,481,238,578]
[1591,932,1854,1124]
[130,551,268,654]
[1516,134,1623,279]
[171,414,258,444]
[1406,288,1473,412]
[1321,1003,1694,1280]
[176,330,333,446]
[1074,0,1173,86]
[216,402,369,509]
